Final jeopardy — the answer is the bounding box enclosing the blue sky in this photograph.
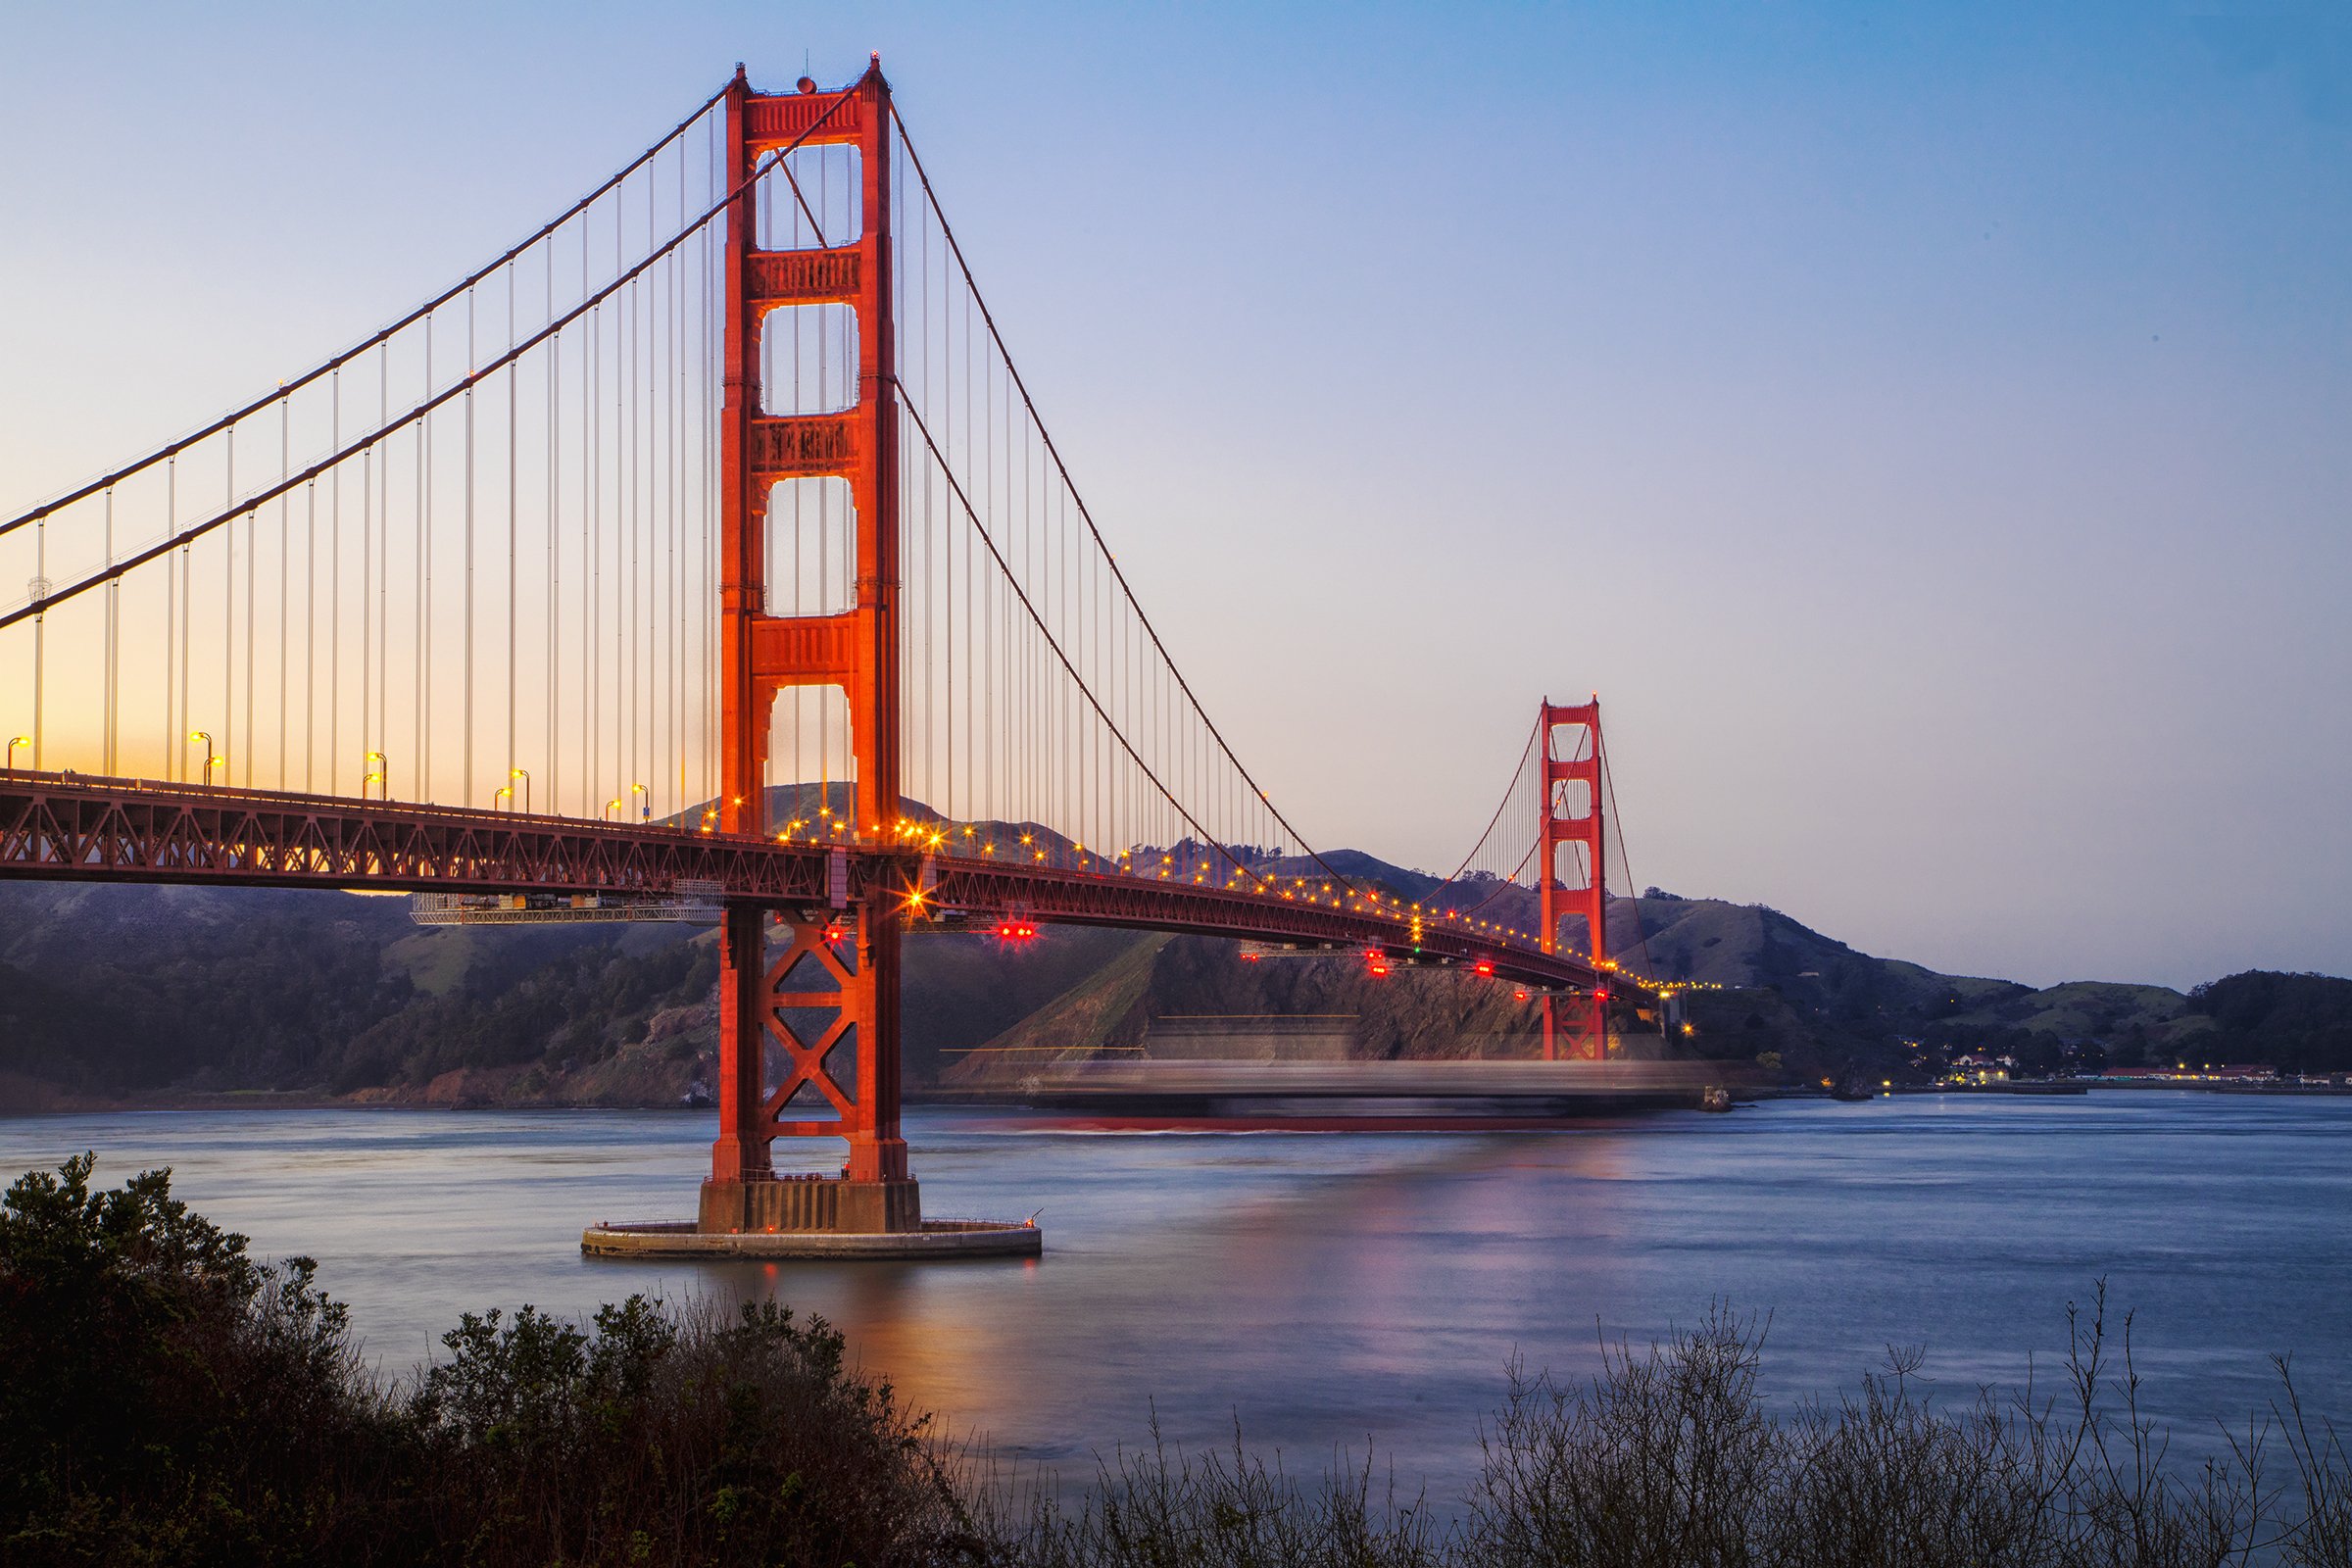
[2,2,2346,989]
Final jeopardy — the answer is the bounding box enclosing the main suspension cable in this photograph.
[890,105,1353,898]
[1,83,732,540]
[897,381,1254,881]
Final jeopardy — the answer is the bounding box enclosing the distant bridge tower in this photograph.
[705,58,914,1234]
[1539,698,1608,1060]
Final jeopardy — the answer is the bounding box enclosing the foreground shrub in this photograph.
[0,1151,407,1564]
[408,1295,981,1565]
[0,1154,975,1566]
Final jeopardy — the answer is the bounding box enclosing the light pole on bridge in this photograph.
[365,752,387,801]
[509,767,530,815]
[4,735,27,771]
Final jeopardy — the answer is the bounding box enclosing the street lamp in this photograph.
[604,799,622,821]
[629,781,648,820]
[509,767,530,815]
[186,730,211,785]
[365,752,387,801]
[494,784,514,811]
[4,736,28,770]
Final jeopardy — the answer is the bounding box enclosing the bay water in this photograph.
[4,1093,2344,1500]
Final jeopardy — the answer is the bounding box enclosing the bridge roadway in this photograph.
[0,771,1602,994]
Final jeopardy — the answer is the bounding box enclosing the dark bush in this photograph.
[0,1151,409,1564]
[0,1154,977,1566]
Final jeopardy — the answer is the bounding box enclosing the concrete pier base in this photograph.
[581,1173,1041,1259]
[697,1175,922,1236]
[582,1218,1042,1260]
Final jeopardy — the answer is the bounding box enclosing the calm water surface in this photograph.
[4,1094,2345,1496]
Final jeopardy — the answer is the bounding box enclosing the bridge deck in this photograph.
[0,772,1601,993]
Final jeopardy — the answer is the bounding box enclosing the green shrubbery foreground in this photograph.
[1,1155,2345,1567]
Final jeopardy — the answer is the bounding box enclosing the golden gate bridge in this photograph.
[0,60,1648,1253]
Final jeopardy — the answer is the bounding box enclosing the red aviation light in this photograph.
[1473,959,1494,978]
[1365,948,1390,978]
[1513,989,1530,1002]
[1593,987,1611,1004]
[821,921,849,947]
[996,918,1038,945]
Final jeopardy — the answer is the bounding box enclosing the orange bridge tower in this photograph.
[703,59,912,1235]
[1538,699,1609,1060]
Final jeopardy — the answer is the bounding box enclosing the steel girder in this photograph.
[0,772,1601,993]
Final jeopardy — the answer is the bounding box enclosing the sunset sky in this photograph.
[2,2,2346,990]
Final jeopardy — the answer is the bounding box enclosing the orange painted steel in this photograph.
[1539,699,1608,1060]
[712,59,907,1210]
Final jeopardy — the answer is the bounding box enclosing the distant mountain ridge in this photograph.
[1,839,2344,1109]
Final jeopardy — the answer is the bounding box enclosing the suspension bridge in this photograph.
[0,60,1647,1252]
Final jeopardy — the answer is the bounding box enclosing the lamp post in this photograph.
[604,799,622,821]
[4,736,28,771]
[630,781,648,820]
[494,784,514,811]
[365,752,387,801]
[509,767,530,815]
[186,730,211,785]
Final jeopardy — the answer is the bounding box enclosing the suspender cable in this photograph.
[419,327,432,802]
[302,474,314,791]
[507,262,517,798]
[463,293,475,805]
[376,348,388,792]
[222,432,235,784]
[103,487,117,774]
[330,369,342,796]
[547,256,561,815]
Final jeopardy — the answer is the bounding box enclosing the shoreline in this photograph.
[8,1079,2352,1117]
